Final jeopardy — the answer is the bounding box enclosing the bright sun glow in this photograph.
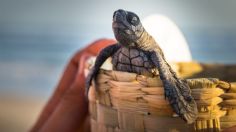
[142,15,192,62]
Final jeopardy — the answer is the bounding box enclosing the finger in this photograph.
[31,39,115,131]
[77,52,94,82]
[39,39,116,131]
[40,77,88,132]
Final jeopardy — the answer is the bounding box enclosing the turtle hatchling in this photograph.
[86,9,198,124]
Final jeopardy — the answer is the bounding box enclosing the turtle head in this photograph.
[112,9,144,47]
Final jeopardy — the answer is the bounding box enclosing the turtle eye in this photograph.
[131,16,138,24]
[126,12,140,26]
[129,16,139,26]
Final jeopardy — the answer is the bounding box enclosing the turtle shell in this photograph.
[112,47,158,77]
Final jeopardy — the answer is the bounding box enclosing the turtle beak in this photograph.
[113,11,121,22]
[113,9,127,22]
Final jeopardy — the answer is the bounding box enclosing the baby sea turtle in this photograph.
[86,9,198,124]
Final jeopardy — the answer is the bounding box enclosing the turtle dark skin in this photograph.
[86,9,198,124]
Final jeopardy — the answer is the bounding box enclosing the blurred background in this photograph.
[0,0,236,131]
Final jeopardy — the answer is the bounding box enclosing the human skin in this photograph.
[31,39,116,132]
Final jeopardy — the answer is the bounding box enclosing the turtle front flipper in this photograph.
[85,44,120,96]
[150,50,198,124]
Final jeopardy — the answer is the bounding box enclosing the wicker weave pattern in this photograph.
[220,82,236,129]
[88,70,228,132]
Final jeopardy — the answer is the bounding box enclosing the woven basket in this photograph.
[220,82,236,129]
[87,69,231,132]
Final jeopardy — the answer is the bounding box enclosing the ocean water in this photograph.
[0,36,78,98]
[0,30,236,99]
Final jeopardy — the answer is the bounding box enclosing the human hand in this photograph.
[31,39,116,132]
